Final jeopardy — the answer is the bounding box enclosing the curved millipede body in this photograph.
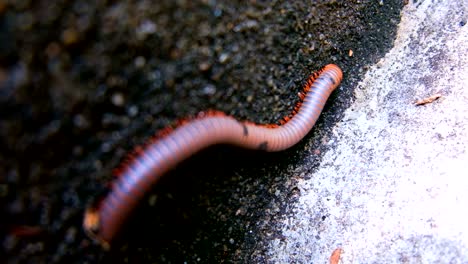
[84,64,343,247]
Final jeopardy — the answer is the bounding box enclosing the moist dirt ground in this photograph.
[1,1,403,262]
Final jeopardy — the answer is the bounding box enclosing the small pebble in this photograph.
[62,28,79,45]
[127,105,139,117]
[111,93,125,107]
[136,20,157,40]
[218,53,230,64]
[134,56,146,68]
[202,84,216,95]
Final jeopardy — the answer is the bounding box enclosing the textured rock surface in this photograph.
[265,1,468,263]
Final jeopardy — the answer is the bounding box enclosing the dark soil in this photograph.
[1,0,404,263]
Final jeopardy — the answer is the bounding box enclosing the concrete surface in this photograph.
[266,1,468,263]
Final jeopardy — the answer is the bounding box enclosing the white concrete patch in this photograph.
[267,0,468,263]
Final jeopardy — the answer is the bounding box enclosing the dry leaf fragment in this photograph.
[414,93,442,105]
[330,248,342,264]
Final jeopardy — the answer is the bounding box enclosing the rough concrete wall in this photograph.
[266,1,468,263]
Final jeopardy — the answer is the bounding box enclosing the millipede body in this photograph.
[84,64,343,248]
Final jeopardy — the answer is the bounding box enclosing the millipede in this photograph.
[83,64,343,248]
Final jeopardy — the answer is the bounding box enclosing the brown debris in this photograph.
[329,248,342,264]
[83,207,100,234]
[414,93,442,105]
